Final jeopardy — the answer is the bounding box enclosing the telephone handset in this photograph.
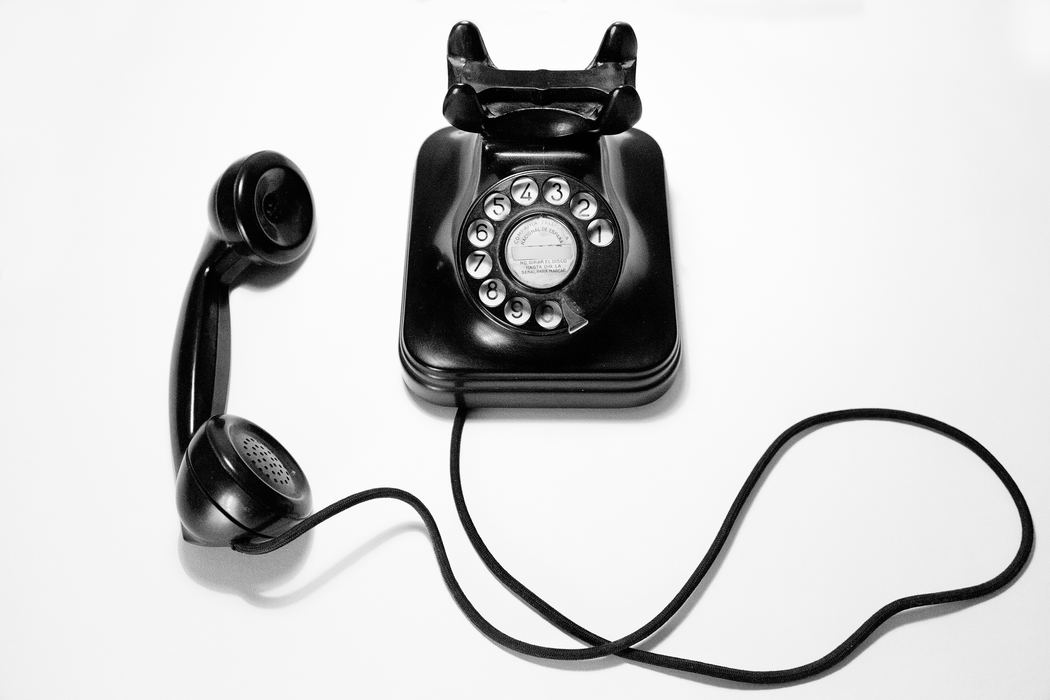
[400,22,680,408]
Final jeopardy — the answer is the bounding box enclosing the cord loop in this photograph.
[235,408,1034,684]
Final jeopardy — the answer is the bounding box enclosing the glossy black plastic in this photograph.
[170,151,315,545]
[444,21,641,140]
[176,415,311,546]
[170,151,314,468]
[400,24,679,408]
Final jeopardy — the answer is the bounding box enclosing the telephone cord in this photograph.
[234,407,1034,684]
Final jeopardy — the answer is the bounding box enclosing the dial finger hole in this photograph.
[511,177,539,206]
[465,250,493,279]
[536,301,563,330]
[587,219,615,247]
[542,177,569,205]
[479,278,507,308]
[504,297,532,326]
[570,192,597,220]
[467,219,495,247]
[484,193,512,221]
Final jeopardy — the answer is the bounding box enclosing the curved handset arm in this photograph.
[169,237,250,471]
[169,151,316,471]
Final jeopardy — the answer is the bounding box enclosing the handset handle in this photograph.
[169,151,315,471]
[169,238,250,471]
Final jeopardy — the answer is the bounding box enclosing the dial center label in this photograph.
[504,215,578,289]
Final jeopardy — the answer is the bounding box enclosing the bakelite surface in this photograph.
[400,127,680,407]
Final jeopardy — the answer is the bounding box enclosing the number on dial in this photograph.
[479,278,506,308]
[465,251,492,279]
[511,178,538,205]
[587,219,614,247]
[536,301,563,330]
[570,193,597,220]
[484,193,511,221]
[543,177,569,205]
[467,219,494,247]
[504,297,532,326]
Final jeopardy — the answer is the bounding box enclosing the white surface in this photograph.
[1,1,1048,698]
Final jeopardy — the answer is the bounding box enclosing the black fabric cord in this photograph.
[234,407,1034,684]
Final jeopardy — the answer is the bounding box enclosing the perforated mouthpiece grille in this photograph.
[237,435,292,488]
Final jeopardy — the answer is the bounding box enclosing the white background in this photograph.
[1,1,1048,698]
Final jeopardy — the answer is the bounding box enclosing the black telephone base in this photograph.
[399,126,680,408]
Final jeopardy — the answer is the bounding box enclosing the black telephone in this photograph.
[399,22,680,408]
[168,20,1033,687]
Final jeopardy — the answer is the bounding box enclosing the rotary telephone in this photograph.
[399,21,679,408]
[168,21,1033,686]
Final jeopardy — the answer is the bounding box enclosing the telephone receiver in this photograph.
[167,23,1033,685]
[170,150,315,545]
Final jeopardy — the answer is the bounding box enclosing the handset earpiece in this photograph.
[209,150,315,266]
[170,151,314,546]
